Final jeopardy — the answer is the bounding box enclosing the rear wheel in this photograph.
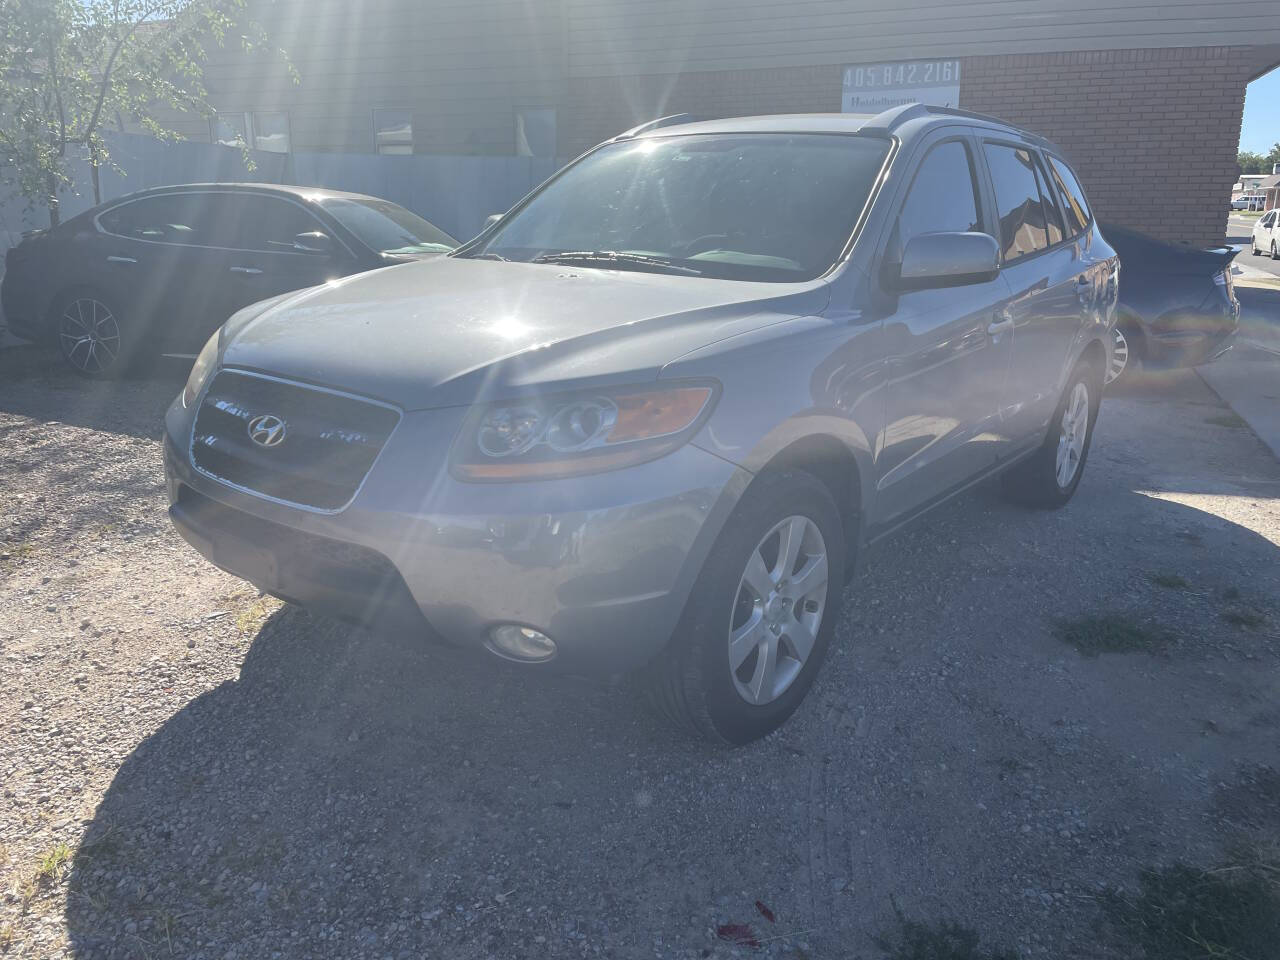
[641,469,846,745]
[53,292,131,378]
[1273,241,1279,261]
[1001,357,1102,508]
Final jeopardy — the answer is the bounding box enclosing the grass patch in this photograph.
[1150,573,1190,590]
[235,596,279,634]
[1223,607,1266,629]
[1104,861,1280,960]
[35,842,72,880]
[875,908,1016,960]
[1205,413,1247,429]
[1054,614,1169,657]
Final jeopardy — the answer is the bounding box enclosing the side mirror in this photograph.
[483,213,503,231]
[293,231,334,255]
[896,232,1000,291]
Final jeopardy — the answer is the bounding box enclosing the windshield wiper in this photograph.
[531,250,702,276]
[455,251,509,261]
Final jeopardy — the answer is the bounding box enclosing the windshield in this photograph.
[462,133,890,281]
[321,198,457,256]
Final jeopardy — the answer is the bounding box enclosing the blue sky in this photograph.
[1241,67,1280,154]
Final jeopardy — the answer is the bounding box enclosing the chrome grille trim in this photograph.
[188,368,402,514]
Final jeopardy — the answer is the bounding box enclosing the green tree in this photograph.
[1239,151,1267,175]
[0,0,289,227]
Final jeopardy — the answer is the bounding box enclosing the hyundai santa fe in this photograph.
[164,104,1118,744]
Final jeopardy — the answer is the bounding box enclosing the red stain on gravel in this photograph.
[716,923,760,947]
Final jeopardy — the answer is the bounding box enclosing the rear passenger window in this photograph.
[1031,155,1065,246]
[982,143,1052,262]
[898,140,983,249]
[1048,156,1091,235]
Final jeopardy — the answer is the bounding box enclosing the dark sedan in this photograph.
[1102,222,1239,381]
[1,184,457,377]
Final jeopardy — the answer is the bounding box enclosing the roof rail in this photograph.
[860,102,930,134]
[862,102,1053,147]
[614,113,698,139]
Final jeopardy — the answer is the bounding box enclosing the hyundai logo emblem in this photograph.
[247,413,287,448]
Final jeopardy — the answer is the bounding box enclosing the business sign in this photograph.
[842,59,961,113]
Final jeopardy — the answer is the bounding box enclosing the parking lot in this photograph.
[1,342,1277,960]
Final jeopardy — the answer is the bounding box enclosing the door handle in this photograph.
[987,316,1014,337]
[229,266,263,275]
[106,255,137,264]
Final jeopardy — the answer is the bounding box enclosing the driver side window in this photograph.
[898,140,984,251]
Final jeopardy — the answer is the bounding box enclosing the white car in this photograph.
[1252,209,1279,258]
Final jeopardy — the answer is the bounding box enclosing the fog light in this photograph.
[487,624,557,662]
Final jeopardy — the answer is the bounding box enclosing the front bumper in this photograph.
[163,392,747,674]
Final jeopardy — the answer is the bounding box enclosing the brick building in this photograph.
[190,1,1280,247]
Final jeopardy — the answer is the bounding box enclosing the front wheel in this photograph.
[641,470,846,745]
[1001,357,1102,508]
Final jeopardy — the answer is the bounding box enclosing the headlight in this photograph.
[181,331,220,408]
[452,382,718,481]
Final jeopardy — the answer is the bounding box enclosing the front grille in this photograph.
[190,370,400,511]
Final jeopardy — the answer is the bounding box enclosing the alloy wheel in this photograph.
[1106,327,1129,384]
[727,515,828,706]
[1055,381,1090,489]
[58,298,121,375]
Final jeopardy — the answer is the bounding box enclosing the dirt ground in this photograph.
[1,347,1277,960]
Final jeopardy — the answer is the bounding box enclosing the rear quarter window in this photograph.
[1048,156,1092,235]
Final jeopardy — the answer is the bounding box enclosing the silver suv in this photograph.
[165,105,1117,744]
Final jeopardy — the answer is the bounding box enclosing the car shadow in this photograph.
[63,476,1280,957]
[0,346,188,442]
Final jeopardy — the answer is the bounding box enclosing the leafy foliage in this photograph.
[0,0,291,224]
[1238,146,1280,176]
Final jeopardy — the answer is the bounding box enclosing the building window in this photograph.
[212,112,250,148]
[212,111,291,153]
[252,112,291,153]
[515,107,556,158]
[374,109,413,155]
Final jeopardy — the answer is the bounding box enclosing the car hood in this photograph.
[220,256,829,409]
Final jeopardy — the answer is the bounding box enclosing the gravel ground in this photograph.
[1,347,1278,960]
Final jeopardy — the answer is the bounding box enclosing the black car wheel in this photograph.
[1273,241,1279,261]
[54,292,131,378]
[1001,356,1102,509]
[640,469,846,745]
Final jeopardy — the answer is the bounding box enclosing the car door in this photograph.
[88,192,225,353]
[978,141,1092,447]
[1260,211,1278,253]
[875,131,1014,524]
[207,193,352,334]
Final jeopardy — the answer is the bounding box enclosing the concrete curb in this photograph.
[1198,355,1280,462]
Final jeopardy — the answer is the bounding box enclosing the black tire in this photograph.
[1001,356,1102,509]
[641,469,846,745]
[1272,241,1279,261]
[51,289,136,379]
